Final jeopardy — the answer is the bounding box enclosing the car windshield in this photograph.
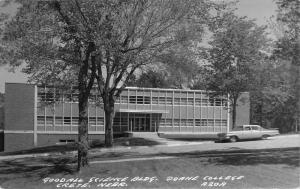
[232,126,243,131]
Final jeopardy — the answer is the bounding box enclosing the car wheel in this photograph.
[262,135,269,140]
[229,136,238,142]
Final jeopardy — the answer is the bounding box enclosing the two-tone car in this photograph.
[217,125,279,142]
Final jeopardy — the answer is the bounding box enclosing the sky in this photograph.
[0,0,278,93]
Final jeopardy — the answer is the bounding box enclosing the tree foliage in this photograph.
[205,14,269,128]
[0,0,222,169]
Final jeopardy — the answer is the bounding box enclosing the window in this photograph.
[55,117,63,125]
[233,126,243,131]
[89,117,96,126]
[209,98,215,106]
[173,119,180,127]
[64,117,71,125]
[152,97,159,104]
[251,126,259,130]
[187,98,194,106]
[186,119,194,127]
[59,139,75,144]
[120,96,128,103]
[201,99,209,106]
[137,96,143,104]
[144,96,150,104]
[174,98,180,105]
[201,119,208,126]
[245,126,251,130]
[96,117,104,126]
[158,97,166,104]
[72,117,79,126]
[129,96,150,104]
[166,97,172,105]
[46,117,54,126]
[129,96,136,104]
[37,116,45,126]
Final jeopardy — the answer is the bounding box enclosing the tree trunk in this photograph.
[232,99,237,129]
[104,95,115,147]
[77,91,89,171]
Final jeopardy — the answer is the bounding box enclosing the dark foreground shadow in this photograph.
[0,156,77,179]
[152,147,300,167]
[0,137,160,156]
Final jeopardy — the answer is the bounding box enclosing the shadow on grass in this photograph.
[153,147,300,167]
[0,137,160,156]
[0,144,78,156]
[90,151,138,160]
[0,156,77,182]
[114,137,161,146]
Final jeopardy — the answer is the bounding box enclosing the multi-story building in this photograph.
[3,83,249,151]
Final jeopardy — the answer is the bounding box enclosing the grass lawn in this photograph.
[0,147,299,189]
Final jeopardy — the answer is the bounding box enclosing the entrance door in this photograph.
[129,115,150,132]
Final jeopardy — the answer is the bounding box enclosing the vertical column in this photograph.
[135,89,137,110]
[69,91,72,132]
[206,93,209,132]
[87,98,90,134]
[213,98,215,133]
[53,87,56,130]
[33,85,38,147]
[200,91,202,132]
[119,112,121,133]
[220,97,223,132]
[172,91,174,131]
[165,90,167,127]
[193,92,195,132]
[150,113,152,132]
[227,94,230,133]
[44,86,46,131]
[150,89,153,111]
[179,91,181,132]
[127,88,129,110]
[186,91,188,131]
[127,112,129,132]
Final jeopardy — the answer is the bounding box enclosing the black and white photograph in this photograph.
[0,0,299,188]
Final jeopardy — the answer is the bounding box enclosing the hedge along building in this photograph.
[3,83,249,151]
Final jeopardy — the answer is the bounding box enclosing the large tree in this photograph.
[206,15,269,128]
[1,0,100,171]
[0,0,223,168]
[85,0,223,146]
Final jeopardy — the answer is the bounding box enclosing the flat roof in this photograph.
[5,82,249,94]
[117,109,169,114]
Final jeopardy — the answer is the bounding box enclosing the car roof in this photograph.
[243,125,261,127]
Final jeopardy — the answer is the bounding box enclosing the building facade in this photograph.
[3,83,249,151]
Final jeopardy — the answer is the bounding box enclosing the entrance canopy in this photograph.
[117,109,169,114]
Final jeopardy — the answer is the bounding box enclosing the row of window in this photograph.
[37,116,227,127]
[37,116,104,126]
[160,119,227,127]
[38,93,227,107]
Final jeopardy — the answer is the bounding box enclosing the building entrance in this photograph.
[129,114,151,132]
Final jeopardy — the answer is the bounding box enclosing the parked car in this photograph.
[217,125,279,142]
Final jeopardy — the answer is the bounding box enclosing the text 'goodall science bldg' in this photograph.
[2,83,249,151]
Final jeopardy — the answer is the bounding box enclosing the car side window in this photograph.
[245,127,251,130]
[251,126,259,130]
